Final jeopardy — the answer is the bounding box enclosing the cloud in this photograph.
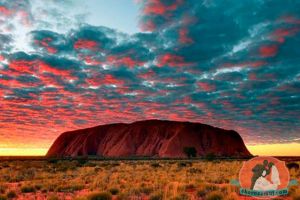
[0,0,300,148]
[0,34,13,51]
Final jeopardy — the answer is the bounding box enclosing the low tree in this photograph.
[183,147,197,158]
[205,152,216,161]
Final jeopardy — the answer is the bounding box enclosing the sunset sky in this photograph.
[0,0,299,156]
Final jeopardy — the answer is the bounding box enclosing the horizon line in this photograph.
[0,142,299,156]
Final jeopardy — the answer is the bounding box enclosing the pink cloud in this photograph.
[259,45,278,57]
[74,39,99,51]
[143,0,182,16]
[197,82,216,92]
[179,28,193,44]
[158,53,193,67]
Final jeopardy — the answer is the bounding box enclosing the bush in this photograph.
[197,184,219,198]
[187,167,202,173]
[0,185,7,194]
[205,153,216,161]
[116,193,129,200]
[87,192,112,200]
[177,161,192,167]
[224,192,239,200]
[185,184,195,190]
[56,161,78,171]
[34,184,42,191]
[0,195,7,200]
[41,183,57,192]
[84,162,97,167]
[23,168,35,179]
[171,193,189,200]
[286,162,299,171]
[206,191,224,200]
[21,185,36,193]
[56,184,84,192]
[139,187,153,195]
[197,188,206,198]
[77,157,88,166]
[94,166,102,172]
[183,147,197,158]
[6,191,17,199]
[293,194,300,200]
[47,158,59,164]
[149,193,163,200]
[150,162,161,168]
[109,188,119,195]
[205,184,218,192]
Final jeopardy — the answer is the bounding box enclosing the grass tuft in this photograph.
[108,188,119,195]
[6,191,16,199]
[21,185,36,193]
[87,192,112,200]
[205,191,224,200]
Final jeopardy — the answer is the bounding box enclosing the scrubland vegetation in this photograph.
[0,159,298,199]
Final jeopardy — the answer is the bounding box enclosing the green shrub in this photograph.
[56,184,84,192]
[2,175,11,182]
[116,193,129,200]
[150,162,161,168]
[131,188,142,196]
[0,185,7,194]
[34,184,42,190]
[187,167,202,173]
[197,188,206,197]
[206,191,224,200]
[6,191,17,199]
[185,184,195,190]
[41,188,47,193]
[84,162,97,167]
[77,157,88,166]
[21,185,36,193]
[171,193,189,200]
[42,183,57,192]
[205,152,216,161]
[13,174,24,182]
[177,161,192,167]
[205,184,218,192]
[183,147,197,158]
[47,158,59,164]
[1,163,9,168]
[56,161,78,171]
[94,166,102,172]
[87,192,112,200]
[109,188,119,195]
[149,193,163,200]
[197,184,219,198]
[139,187,153,195]
[23,168,35,179]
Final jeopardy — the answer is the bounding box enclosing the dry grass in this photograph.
[0,159,298,199]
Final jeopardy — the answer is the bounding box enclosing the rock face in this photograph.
[46,120,251,158]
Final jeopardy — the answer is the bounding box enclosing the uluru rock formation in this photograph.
[46,120,252,158]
